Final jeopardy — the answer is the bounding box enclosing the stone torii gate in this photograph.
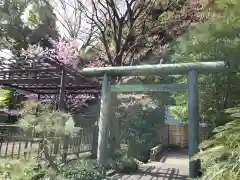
[81,61,228,178]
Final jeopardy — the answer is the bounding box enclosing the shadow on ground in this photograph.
[111,150,189,180]
[112,166,188,180]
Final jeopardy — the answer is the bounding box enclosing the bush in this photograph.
[120,105,165,162]
[193,106,240,180]
[56,160,106,180]
[0,158,49,180]
[107,152,139,173]
[0,158,107,180]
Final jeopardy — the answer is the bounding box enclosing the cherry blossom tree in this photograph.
[22,38,80,66]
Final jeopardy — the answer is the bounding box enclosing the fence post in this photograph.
[11,138,16,158]
[17,141,22,159]
[53,138,60,155]
[24,140,29,159]
[4,139,9,158]
[62,136,68,163]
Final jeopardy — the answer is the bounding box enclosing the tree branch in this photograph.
[84,0,113,64]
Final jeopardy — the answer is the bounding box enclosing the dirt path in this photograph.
[111,150,189,180]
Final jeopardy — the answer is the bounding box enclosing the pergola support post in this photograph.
[97,74,111,173]
[58,70,66,111]
[58,70,66,161]
[188,70,201,178]
[37,94,40,100]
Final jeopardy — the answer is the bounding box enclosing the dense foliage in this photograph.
[18,100,76,169]
[121,106,165,161]
[0,159,43,180]
[175,0,240,179]
[0,0,57,54]
[0,100,107,180]
[166,0,240,125]
[193,105,240,180]
[18,100,75,136]
[116,86,166,162]
[107,151,139,173]
[56,160,106,180]
[0,158,106,180]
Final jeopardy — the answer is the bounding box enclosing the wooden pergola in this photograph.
[81,61,229,178]
[0,56,101,112]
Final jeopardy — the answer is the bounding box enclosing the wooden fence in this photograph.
[160,124,214,149]
[0,128,94,159]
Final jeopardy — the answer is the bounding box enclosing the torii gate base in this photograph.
[81,61,227,178]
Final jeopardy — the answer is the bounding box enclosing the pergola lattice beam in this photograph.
[5,84,100,95]
[42,57,98,83]
[15,85,101,90]
[40,92,100,95]
[0,57,100,115]
[0,67,58,73]
[0,78,84,85]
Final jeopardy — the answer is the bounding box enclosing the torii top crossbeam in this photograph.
[81,61,227,76]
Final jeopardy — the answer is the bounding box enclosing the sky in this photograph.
[19,0,91,40]
[52,0,91,42]
[52,0,126,41]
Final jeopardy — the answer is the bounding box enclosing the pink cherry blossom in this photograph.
[22,39,79,67]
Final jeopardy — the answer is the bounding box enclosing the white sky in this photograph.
[52,0,126,41]
[0,49,12,59]
[52,0,92,43]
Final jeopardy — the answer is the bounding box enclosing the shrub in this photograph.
[0,158,107,180]
[107,152,139,173]
[120,105,165,162]
[56,160,106,180]
[193,106,240,180]
[18,100,77,169]
[0,158,49,180]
